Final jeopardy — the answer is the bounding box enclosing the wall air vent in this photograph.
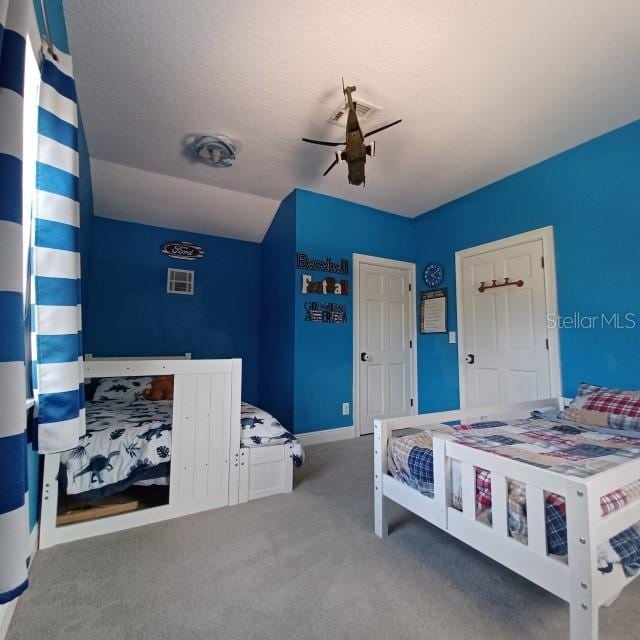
[327,98,380,127]
[167,268,194,295]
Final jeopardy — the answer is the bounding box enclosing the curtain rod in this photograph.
[39,0,58,60]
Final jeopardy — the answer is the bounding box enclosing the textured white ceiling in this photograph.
[90,159,279,242]
[65,1,640,240]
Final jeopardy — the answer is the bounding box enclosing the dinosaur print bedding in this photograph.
[59,398,173,499]
[58,392,304,499]
[241,402,305,467]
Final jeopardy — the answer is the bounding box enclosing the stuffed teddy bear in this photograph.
[143,375,174,401]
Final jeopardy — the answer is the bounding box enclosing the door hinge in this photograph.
[409,339,413,349]
[408,283,412,292]
[541,256,545,269]
[545,338,549,350]
[410,398,414,407]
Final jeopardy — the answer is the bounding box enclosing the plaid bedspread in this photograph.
[388,418,640,576]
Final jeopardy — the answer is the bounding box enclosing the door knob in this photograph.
[466,354,475,364]
[361,352,370,362]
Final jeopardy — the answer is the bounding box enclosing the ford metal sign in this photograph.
[161,241,205,261]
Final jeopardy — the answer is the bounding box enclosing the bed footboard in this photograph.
[446,440,640,640]
[40,357,242,548]
[373,398,640,640]
[373,398,563,539]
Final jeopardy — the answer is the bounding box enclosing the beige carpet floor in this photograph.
[8,436,640,639]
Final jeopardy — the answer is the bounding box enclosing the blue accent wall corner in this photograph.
[85,217,262,403]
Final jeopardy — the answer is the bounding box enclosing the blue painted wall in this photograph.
[294,189,416,433]
[85,218,261,403]
[258,193,296,428]
[415,120,640,413]
[28,0,94,530]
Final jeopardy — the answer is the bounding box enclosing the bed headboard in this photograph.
[85,353,192,361]
[83,353,192,384]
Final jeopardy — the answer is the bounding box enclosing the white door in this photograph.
[461,238,552,407]
[357,260,414,436]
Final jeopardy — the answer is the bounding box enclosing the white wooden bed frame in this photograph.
[374,398,640,640]
[41,355,293,548]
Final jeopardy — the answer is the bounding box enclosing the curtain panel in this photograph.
[31,41,85,453]
[0,0,32,605]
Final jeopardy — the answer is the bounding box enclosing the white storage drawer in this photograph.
[238,443,294,502]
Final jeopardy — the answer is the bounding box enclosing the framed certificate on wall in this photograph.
[420,288,447,334]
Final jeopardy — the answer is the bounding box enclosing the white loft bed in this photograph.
[374,398,640,640]
[41,355,293,548]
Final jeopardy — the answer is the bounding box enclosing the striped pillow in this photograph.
[560,383,640,431]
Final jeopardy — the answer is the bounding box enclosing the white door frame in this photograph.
[353,253,418,437]
[455,225,562,409]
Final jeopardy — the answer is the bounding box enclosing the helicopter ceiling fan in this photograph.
[302,80,402,186]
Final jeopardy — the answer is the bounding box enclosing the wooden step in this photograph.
[57,495,140,526]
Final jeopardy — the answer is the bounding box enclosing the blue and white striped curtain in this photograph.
[31,41,85,453]
[0,0,31,605]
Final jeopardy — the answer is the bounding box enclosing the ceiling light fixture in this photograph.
[194,134,240,167]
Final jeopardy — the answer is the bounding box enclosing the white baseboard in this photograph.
[296,425,355,446]
[0,525,40,640]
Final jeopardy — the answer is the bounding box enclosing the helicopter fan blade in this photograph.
[364,119,402,138]
[322,156,340,177]
[302,138,344,147]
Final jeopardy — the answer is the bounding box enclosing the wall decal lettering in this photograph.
[161,241,205,260]
[301,274,349,295]
[296,253,349,275]
[304,301,347,324]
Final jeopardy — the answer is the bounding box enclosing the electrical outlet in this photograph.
[449,331,457,344]
[342,402,350,416]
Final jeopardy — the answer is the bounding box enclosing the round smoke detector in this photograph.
[194,134,240,167]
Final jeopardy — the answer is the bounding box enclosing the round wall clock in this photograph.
[423,262,444,289]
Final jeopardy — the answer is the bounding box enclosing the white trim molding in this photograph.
[296,425,355,447]
[455,225,562,409]
[352,254,418,437]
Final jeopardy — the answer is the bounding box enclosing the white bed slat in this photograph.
[177,374,197,507]
[207,373,230,507]
[490,472,508,537]
[461,462,476,520]
[193,374,212,504]
[526,484,547,555]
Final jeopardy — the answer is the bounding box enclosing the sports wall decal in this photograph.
[301,274,349,295]
[304,301,347,324]
[296,253,349,275]
[161,241,205,260]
